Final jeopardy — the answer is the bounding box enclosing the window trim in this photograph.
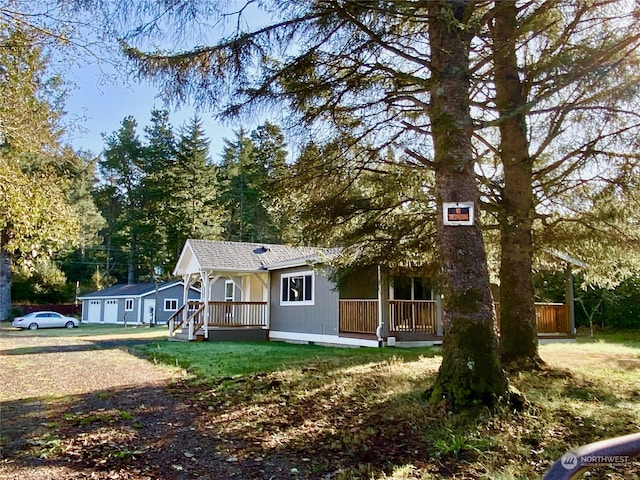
[224,280,235,302]
[280,271,315,306]
[124,298,134,311]
[164,298,178,312]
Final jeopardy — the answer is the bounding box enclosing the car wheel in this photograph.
[65,321,75,329]
[28,323,38,330]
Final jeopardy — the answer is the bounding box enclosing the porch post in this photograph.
[564,266,576,335]
[182,274,193,323]
[201,272,209,339]
[263,273,271,329]
[376,265,389,342]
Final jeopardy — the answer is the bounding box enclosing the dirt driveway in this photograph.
[0,329,308,480]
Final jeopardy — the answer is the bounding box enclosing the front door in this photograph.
[143,298,156,325]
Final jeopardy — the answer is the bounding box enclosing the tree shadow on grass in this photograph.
[0,382,313,480]
[0,339,156,357]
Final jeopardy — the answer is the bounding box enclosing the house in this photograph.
[78,282,200,325]
[169,239,576,346]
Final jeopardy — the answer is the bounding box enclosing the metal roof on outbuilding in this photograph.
[78,281,195,300]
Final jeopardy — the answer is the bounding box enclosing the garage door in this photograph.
[87,300,101,322]
[104,299,119,323]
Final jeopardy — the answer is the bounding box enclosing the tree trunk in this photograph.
[426,0,508,409]
[492,0,542,369]
[0,244,11,321]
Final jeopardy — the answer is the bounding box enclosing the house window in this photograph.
[281,271,314,305]
[124,299,134,311]
[393,277,432,301]
[225,280,235,302]
[164,298,178,311]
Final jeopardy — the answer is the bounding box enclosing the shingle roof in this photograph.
[78,281,189,299]
[186,239,335,272]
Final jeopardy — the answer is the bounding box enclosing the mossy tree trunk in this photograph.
[427,0,508,410]
[492,0,542,369]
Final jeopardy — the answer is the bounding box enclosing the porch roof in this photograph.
[174,239,336,276]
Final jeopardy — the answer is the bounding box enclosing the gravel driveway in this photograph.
[0,329,306,480]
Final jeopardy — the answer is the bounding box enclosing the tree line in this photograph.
[93,113,292,286]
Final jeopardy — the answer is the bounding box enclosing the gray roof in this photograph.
[186,239,335,272]
[78,281,193,299]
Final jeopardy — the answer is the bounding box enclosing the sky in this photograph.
[53,1,276,163]
[63,61,236,161]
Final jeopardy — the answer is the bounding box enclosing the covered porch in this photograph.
[338,299,574,344]
[170,240,272,341]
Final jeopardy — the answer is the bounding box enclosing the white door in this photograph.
[104,299,119,323]
[87,300,101,322]
[143,299,156,325]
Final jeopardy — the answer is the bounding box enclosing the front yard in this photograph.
[1,323,639,479]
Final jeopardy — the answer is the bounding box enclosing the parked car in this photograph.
[12,311,80,330]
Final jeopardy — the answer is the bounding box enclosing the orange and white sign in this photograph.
[443,202,474,226]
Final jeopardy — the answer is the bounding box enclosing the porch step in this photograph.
[168,328,205,342]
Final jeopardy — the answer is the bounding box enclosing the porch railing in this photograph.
[338,299,572,337]
[389,300,438,334]
[535,302,570,334]
[167,301,202,336]
[339,299,378,334]
[168,301,205,339]
[207,301,267,328]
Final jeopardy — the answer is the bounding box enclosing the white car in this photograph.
[12,311,80,330]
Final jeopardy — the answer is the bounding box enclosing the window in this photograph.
[124,299,134,311]
[392,276,432,301]
[164,298,178,311]
[280,271,314,305]
[225,280,235,302]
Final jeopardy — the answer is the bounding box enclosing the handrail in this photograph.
[543,432,640,479]
[186,304,205,340]
[167,305,186,335]
[167,301,202,335]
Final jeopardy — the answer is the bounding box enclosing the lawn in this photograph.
[0,321,168,340]
[3,322,638,479]
[136,331,640,479]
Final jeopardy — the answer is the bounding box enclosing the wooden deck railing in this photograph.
[339,299,378,334]
[207,301,267,327]
[535,302,570,334]
[495,302,571,335]
[389,300,438,334]
[168,302,205,339]
[338,299,572,338]
[167,301,202,335]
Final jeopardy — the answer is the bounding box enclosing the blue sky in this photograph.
[58,2,274,162]
[63,60,236,161]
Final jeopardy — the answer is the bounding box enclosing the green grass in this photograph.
[140,340,441,380]
[575,327,640,347]
[136,330,639,479]
[1,321,167,339]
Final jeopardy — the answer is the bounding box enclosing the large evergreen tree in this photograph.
[167,116,223,256]
[121,0,509,408]
[485,0,640,367]
[97,116,146,284]
[219,123,288,243]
